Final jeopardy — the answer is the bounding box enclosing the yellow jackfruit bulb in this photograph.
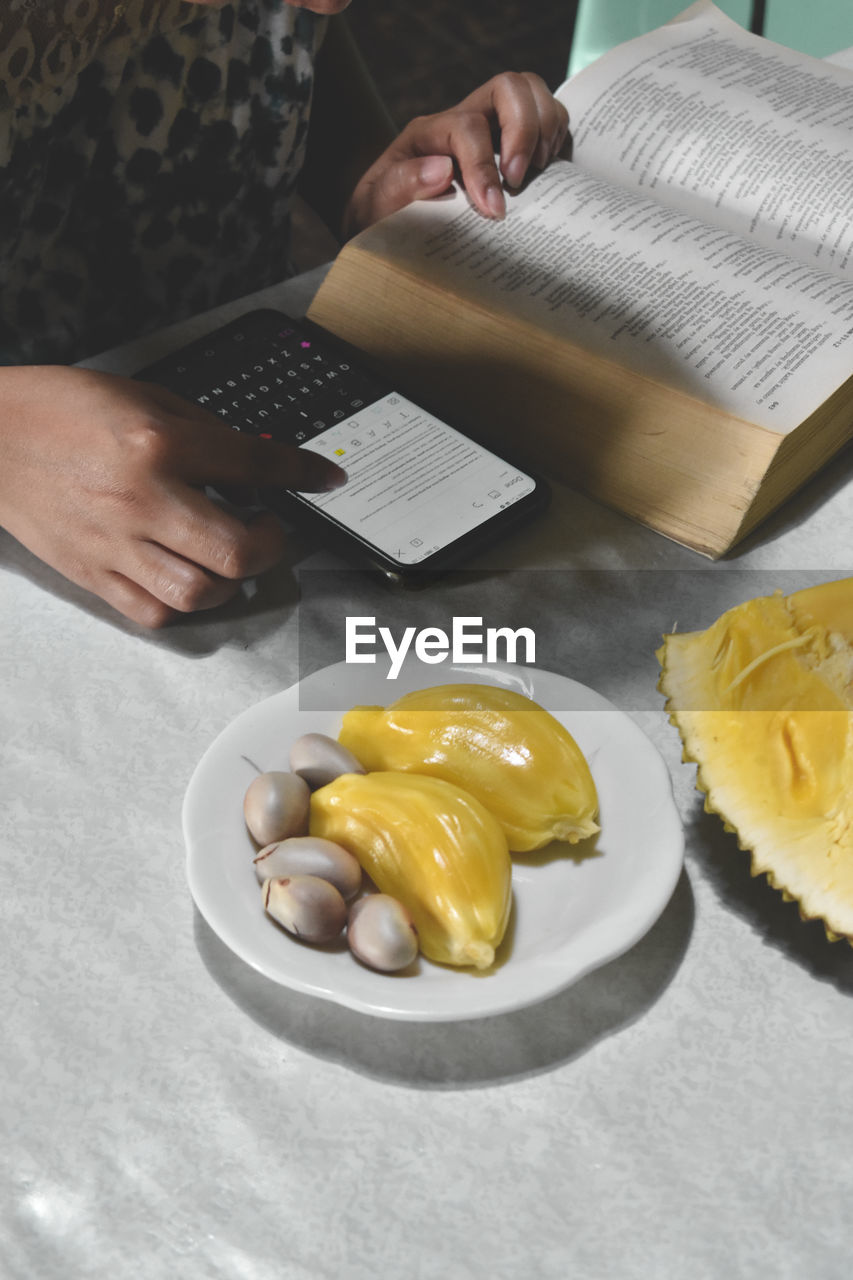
[337,684,599,853]
[309,771,512,969]
[657,577,853,943]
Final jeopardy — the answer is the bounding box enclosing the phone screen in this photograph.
[294,391,538,566]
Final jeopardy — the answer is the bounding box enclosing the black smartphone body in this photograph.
[137,309,549,583]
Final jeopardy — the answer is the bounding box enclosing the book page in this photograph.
[354,165,853,432]
[559,1,853,279]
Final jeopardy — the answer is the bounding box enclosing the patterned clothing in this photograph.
[0,1,325,364]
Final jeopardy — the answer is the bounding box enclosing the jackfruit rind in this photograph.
[337,683,600,852]
[658,579,853,944]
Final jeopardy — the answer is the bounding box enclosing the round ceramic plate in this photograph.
[183,660,683,1021]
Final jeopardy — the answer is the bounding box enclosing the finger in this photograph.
[479,72,544,191]
[455,72,569,189]
[401,109,507,219]
[514,74,570,172]
[122,537,245,614]
[143,486,289,582]
[134,381,347,492]
[60,555,187,630]
[356,154,455,225]
[95,570,181,630]
[485,73,567,185]
[89,502,280,626]
[155,410,348,493]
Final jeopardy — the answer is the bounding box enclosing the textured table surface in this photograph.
[3,248,853,1280]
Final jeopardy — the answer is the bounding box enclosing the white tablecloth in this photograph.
[3,261,853,1280]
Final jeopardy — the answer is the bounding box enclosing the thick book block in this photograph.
[310,2,853,557]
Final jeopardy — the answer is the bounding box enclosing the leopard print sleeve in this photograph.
[0,1,191,106]
[0,1,325,363]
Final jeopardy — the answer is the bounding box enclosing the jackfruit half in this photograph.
[310,771,512,969]
[337,683,599,852]
[657,577,853,943]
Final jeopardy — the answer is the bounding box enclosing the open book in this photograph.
[308,1,853,557]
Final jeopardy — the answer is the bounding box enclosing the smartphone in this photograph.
[137,309,548,583]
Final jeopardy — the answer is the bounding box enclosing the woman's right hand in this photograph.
[0,365,346,627]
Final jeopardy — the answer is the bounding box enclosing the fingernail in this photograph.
[504,154,527,188]
[485,184,505,219]
[419,155,453,187]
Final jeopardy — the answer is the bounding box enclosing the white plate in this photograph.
[183,660,683,1022]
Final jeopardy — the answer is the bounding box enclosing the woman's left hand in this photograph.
[344,72,569,236]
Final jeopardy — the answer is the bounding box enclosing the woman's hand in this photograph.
[344,72,570,236]
[0,366,345,628]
